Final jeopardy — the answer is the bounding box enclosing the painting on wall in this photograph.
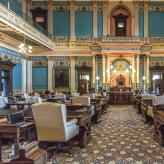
[54,68,69,88]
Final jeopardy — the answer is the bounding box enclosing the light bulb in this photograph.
[28,46,32,49]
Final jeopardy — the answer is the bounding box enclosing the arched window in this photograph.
[110,6,131,37]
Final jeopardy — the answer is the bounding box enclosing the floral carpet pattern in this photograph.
[53,105,164,164]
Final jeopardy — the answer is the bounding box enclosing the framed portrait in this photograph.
[53,67,69,88]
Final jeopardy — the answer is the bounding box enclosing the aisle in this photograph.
[55,105,164,164]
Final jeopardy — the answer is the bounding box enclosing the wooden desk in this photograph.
[109,91,133,105]
[0,121,35,161]
[67,112,92,148]
[154,110,164,146]
[6,101,33,110]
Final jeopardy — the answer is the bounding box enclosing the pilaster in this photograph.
[48,56,54,91]
[146,55,150,89]
[103,2,108,36]
[70,56,76,92]
[92,55,96,89]
[134,2,139,36]
[93,2,98,38]
[144,3,149,37]
[70,2,75,40]
[27,57,33,93]
[136,54,140,88]
[106,54,111,90]
[102,54,106,88]
[22,59,27,94]
[48,0,53,35]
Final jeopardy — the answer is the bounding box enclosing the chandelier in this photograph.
[18,43,32,54]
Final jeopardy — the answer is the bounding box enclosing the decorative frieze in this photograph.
[32,56,48,67]
[0,46,21,64]
[53,56,70,67]
[75,56,92,67]
[150,57,164,67]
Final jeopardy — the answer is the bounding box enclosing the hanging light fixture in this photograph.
[18,33,32,54]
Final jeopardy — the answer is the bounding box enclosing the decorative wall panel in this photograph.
[149,11,164,36]
[53,11,70,36]
[75,11,93,36]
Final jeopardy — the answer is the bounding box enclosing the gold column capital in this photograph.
[47,56,54,61]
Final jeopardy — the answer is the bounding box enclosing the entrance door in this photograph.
[0,63,13,96]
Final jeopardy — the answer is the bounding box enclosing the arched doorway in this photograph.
[110,6,132,37]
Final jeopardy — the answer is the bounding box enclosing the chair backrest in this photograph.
[142,95,155,100]
[24,93,30,98]
[72,96,90,106]
[71,93,80,97]
[83,93,95,99]
[32,102,67,141]
[0,96,8,108]
[34,93,40,97]
[55,93,66,99]
[153,96,164,105]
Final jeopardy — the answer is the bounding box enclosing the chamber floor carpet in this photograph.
[53,105,164,164]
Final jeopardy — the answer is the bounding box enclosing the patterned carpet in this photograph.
[53,105,164,164]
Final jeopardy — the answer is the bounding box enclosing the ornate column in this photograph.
[70,2,75,40]
[143,56,147,90]
[22,59,27,93]
[146,55,150,89]
[93,2,98,38]
[106,54,111,89]
[131,54,136,87]
[70,57,76,92]
[92,55,96,89]
[27,57,33,93]
[48,56,54,91]
[102,54,106,88]
[103,2,108,36]
[134,2,139,36]
[136,54,140,88]
[144,2,149,37]
[48,0,53,35]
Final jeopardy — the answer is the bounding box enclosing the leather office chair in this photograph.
[32,102,79,153]
[0,96,8,109]
[72,96,95,116]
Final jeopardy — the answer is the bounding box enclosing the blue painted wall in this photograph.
[53,11,70,36]
[75,11,93,36]
[149,11,164,36]
[32,67,48,90]
[139,10,144,37]
[98,11,103,37]
[12,63,22,90]
[0,0,23,17]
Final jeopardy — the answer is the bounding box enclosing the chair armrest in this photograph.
[67,119,77,126]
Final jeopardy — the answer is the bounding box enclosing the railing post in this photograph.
[7,2,10,9]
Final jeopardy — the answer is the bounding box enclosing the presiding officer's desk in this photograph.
[109,91,133,105]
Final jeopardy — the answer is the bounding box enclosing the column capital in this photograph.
[69,56,76,60]
[47,56,54,61]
